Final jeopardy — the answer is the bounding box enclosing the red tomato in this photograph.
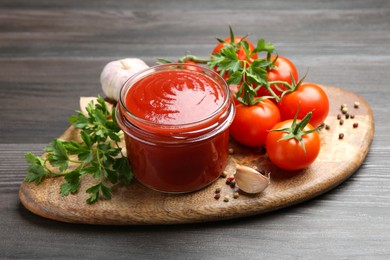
[266,119,320,171]
[277,83,329,127]
[230,99,281,147]
[257,55,298,99]
[212,36,258,60]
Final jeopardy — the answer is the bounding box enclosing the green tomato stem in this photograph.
[178,55,210,64]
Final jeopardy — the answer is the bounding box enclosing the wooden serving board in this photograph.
[19,85,374,225]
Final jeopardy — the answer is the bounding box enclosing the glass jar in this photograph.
[116,63,235,193]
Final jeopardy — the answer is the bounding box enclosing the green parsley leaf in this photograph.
[24,96,133,204]
[45,139,69,172]
[114,157,133,185]
[25,153,48,184]
[86,183,101,204]
[60,170,81,196]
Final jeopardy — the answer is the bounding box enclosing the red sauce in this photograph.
[124,129,230,192]
[125,70,225,126]
[117,64,235,193]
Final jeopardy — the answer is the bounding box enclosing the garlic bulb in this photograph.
[234,165,270,194]
[100,58,149,101]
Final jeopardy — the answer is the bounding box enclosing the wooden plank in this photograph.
[1,0,390,258]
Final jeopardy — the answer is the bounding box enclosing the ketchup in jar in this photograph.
[116,63,235,193]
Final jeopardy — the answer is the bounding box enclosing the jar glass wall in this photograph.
[116,63,235,193]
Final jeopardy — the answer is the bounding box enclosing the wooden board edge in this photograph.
[18,85,376,225]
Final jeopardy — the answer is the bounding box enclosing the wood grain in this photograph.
[19,85,374,225]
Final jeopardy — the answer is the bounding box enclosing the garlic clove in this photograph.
[223,158,238,176]
[100,58,149,101]
[234,165,270,194]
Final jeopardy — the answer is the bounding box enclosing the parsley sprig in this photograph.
[158,27,282,106]
[208,43,275,105]
[208,28,279,105]
[25,97,132,204]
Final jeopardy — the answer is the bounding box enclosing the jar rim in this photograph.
[116,103,235,144]
[118,63,231,132]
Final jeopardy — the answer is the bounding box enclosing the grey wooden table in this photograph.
[1,0,389,258]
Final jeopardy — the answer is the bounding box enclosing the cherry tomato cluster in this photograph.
[165,28,330,171]
[209,30,329,171]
